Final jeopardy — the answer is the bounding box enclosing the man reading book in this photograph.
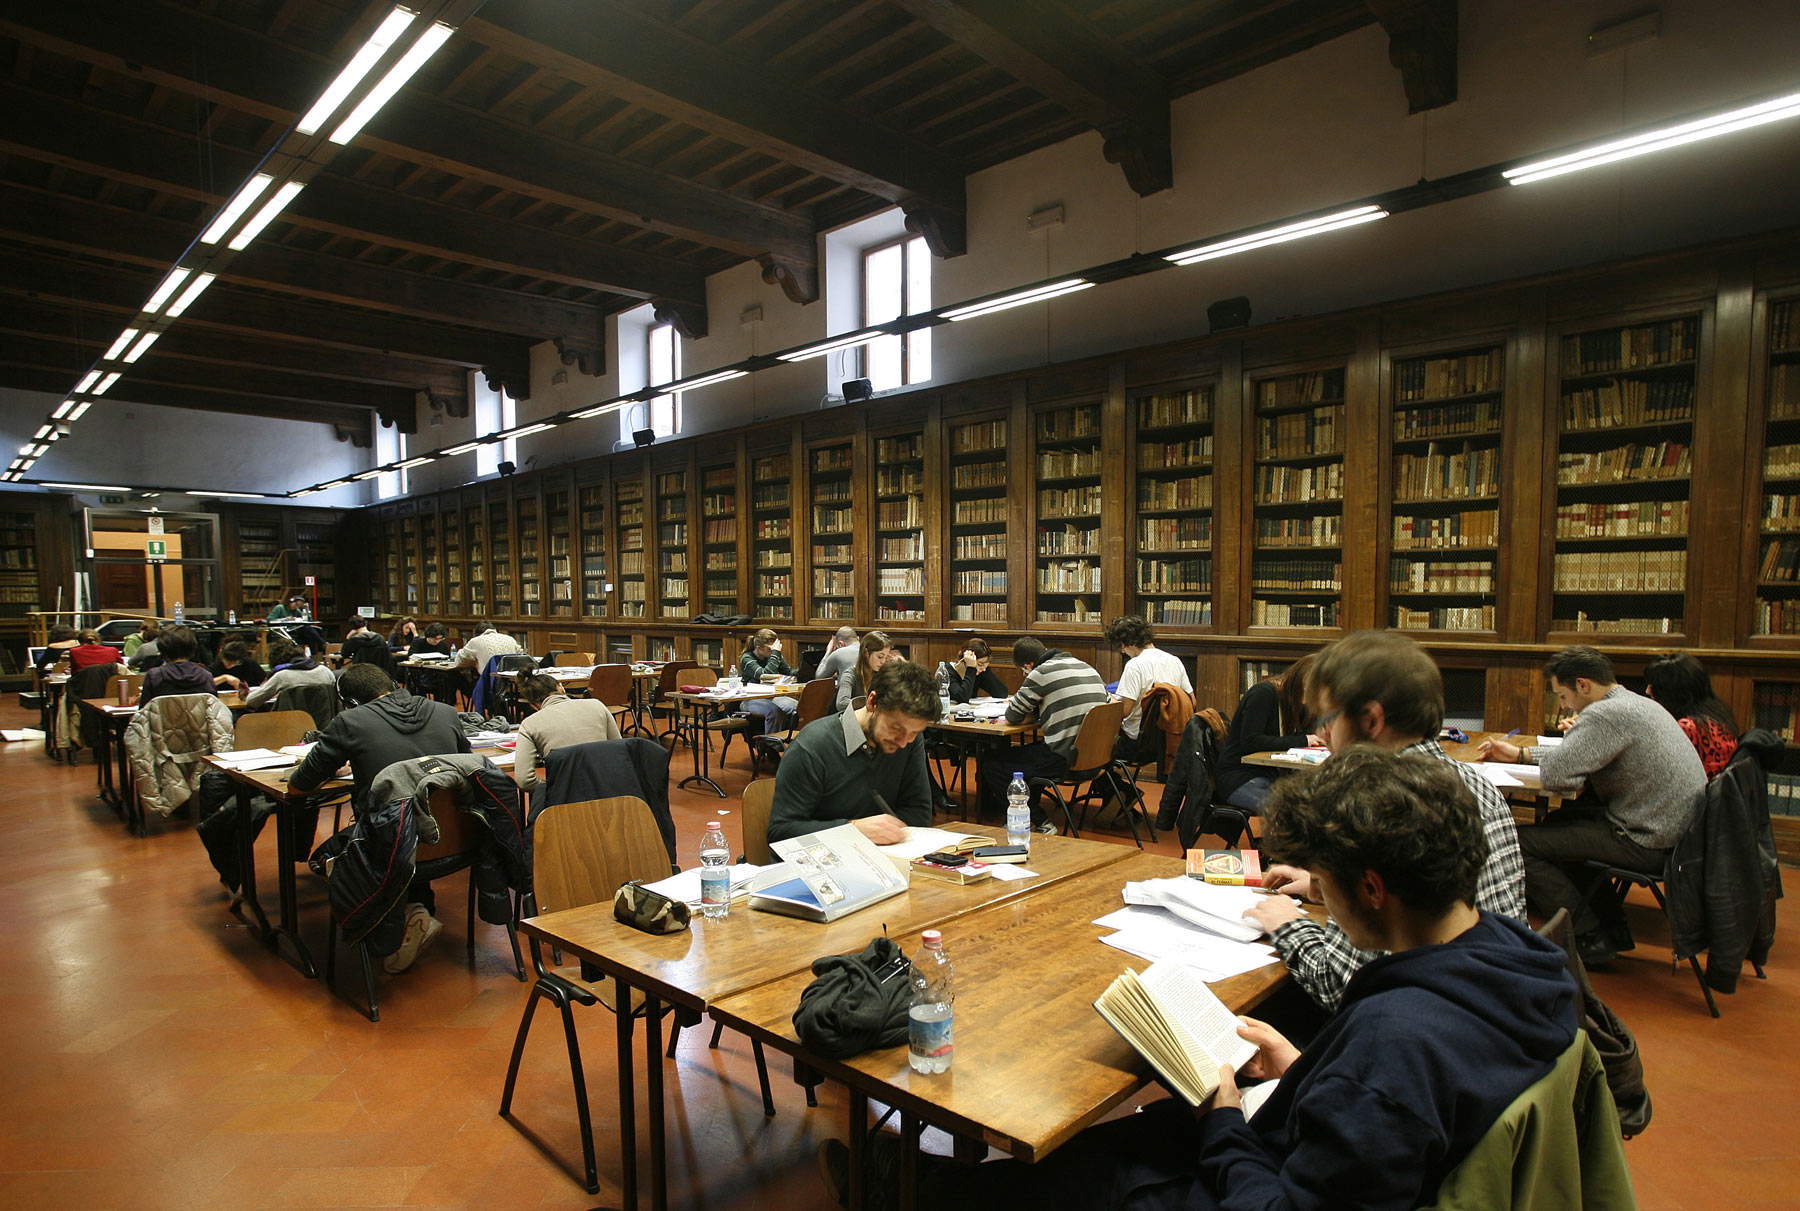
[819,747,1581,1210]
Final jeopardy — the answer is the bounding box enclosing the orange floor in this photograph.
[2,701,1796,1209]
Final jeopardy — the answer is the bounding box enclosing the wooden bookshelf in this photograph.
[1549,314,1698,639]
[436,507,461,616]
[421,507,444,615]
[1033,398,1104,625]
[655,467,690,620]
[464,488,487,618]
[947,414,1010,624]
[576,471,608,618]
[750,449,794,621]
[486,494,514,618]
[808,438,856,623]
[1250,366,1345,629]
[872,429,927,623]
[1131,381,1215,628]
[545,485,574,618]
[234,517,283,617]
[614,472,646,619]
[700,459,739,616]
[1757,297,1800,637]
[1386,345,1505,634]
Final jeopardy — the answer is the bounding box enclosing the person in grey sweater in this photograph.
[813,626,860,684]
[1479,645,1705,967]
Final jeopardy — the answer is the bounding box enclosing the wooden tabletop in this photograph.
[80,691,247,715]
[518,828,1138,1012]
[203,745,506,803]
[1243,730,1544,792]
[665,685,800,705]
[929,714,1034,739]
[709,850,1291,1161]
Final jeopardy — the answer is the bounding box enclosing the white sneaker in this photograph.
[382,904,443,974]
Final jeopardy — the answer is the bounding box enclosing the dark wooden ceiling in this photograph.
[0,0,1407,445]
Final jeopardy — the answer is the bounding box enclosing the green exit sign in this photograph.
[145,539,167,561]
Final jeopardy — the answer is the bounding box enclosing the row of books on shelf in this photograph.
[1759,539,1800,583]
[1394,399,1501,442]
[1256,515,1340,547]
[1259,372,1341,409]
[813,483,852,504]
[755,550,792,569]
[953,461,1007,489]
[1138,476,1212,511]
[1555,500,1688,540]
[1039,449,1102,478]
[1137,557,1210,593]
[881,535,924,561]
[1755,599,1800,636]
[1771,363,1800,419]
[756,518,791,538]
[954,570,1007,595]
[1765,443,1800,480]
[1556,442,1690,483]
[1772,301,1798,352]
[812,447,852,472]
[1138,389,1213,429]
[1552,611,1679,633]
[813,542,851,565]
[1251,559,1340,591]
[1257,405,1341,458]
[877,435,922,461]
[660,554,687,573]
[1037,406,1101,442]
[953,602,1008,621]
[1040,486,1102,517]
[876,605,926,621]
[752,485,789,509]
[1394,508,1497,549]
[1394,443,1498,500]
[1038,602,1102,622]
[758,574,792,595]
[955,499,1007,525]
[1252,599,1337,627]
[1254,462,1343,503]
[1039,561,1101,592]
[952,421,1007,454]
[817,600,854,619]
[1560,318,1697,375]
[878,501,923,529]
[1394,604,1496,630]
[1390,559,1495,593]
[1552,550,1685,592]
[1139,437,1212,467]
[659,523,687,546]
[1397,350,1502,402]
[619,553,645,574]
[704,520,738,543]
[1039,523,1100,555]
[754,454,792,480]
[953,533,1008,560]
[701,467,734,490]
[1761,774,1800,815]
[1141,600,1212,626]
[705,553,736,571]
[1139,517,1211,550]
[701,492,734,517]
[878,469,922,495]
[1561,378,1693,430]
[876,570,924,595]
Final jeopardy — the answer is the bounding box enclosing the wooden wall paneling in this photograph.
[850,416,873,627]
[1501,288,1547,647]
[1006,382,1030,633]
[1100,363,1129,625]
[1693,262,1754,649]
[922,399,945,629]
[1341,315,1383,632]
[1212,342,1246,636]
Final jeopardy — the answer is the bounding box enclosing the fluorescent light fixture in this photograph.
[440,440,484,455]
[1164,205,1388,266]
[776,329,885,363]
[123,331,161,363]
[290,488,322,497]
[352,468,386,481]
[75,370,102,393]
[200,173,275,244]
[227,181,306,250]
[670,369,747,393]
[330,20,456,145]
[32,426,53,441]
[22,444,47,457]
[104,329,140,360]
[296,5,419,135]
[43,482,130,491]
[93,373,122,395]
[66,401,92,421]
[163,272,216,317]
[1505,89,1800,185]
[319,477,352,489]
[941,279,1094,321]
[187,490,268,499]
[143,267,192,314]
[394,456,433,469]
[498,422,554,439]
[52,400,77,419]
[570,399,627,419]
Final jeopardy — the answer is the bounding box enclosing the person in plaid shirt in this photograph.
[1246,630,1527,1012]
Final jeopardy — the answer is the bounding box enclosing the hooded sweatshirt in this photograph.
[289,688,471,812]
[1193,912,1577,1210]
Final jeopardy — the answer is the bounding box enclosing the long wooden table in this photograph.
[1245,730,1548,797]
[663,684,800,796]
[516,831,1280,1210]
[79,691,249,833]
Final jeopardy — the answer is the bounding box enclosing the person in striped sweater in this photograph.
[978,636,1110,830]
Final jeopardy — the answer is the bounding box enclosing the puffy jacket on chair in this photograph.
[124,693,234,818]
[310,795,418,956]
[368,752,531,925]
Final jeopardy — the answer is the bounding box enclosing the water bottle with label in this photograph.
[699,817,731,919]
[1006,771,1032,848]
[908,930,954,1074]
[172,600,184,624]
[227,608,237,625]
[936,663,952,707]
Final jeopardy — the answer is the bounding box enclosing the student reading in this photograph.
[822,747,1595,1210]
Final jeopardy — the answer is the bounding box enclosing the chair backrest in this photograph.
[277,680,339,731]
[554,651,596,667]
[532,795,671,914]
[741,778,777,865]
[497,653,536,674]
[123,671,146,699]
[415,785,477,863]
[989,664,1025,694]
[793,677,837,728]
[233,709,314,751]
[587,663,633,705]
[1069,700,1126,773]
[683,666,719,689]
[653,659,701,701]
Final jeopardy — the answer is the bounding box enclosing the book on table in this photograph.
[747,823,910,922]
[1186,848,1263,886]
[1093,961,1258,1106]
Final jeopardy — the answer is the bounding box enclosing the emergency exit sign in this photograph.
[145,539,166,562]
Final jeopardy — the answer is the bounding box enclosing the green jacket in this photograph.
[1423,1032,1636,1210]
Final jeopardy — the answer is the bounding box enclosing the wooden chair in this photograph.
[231,709,313,751]
[740,775,777,865]
[648,659,702,739]
[747,676,834,774]
[585,663,635,731]
[553,651,595,667]
[684,667,754,767]
[1028,701,1151,846]
[499,795,775,1193]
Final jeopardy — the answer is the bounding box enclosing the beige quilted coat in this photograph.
[124,694,235,818]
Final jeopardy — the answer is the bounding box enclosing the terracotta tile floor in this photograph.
[3,704,1796,1209]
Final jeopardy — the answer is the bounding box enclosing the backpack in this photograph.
[1537,909,1652,1137]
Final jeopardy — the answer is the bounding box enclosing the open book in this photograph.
[1093,961,1258,1106]
[747,823,910,922]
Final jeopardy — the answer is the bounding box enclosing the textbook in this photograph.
[1185,848,1263,886]
[747,823,909,922]
[1093,962,1258,1106]
[908,857,995,885]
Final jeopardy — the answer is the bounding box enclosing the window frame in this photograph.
[860,233,931,390]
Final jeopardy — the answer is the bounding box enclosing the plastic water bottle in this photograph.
[172,600,184,624]
[908,930,954,1074]
[699,818,731,919]
[226,608,237,625]
[1006,771,1032,848]
[936,664,952,704]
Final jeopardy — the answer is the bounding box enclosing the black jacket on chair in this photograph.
[1667,730,1784,992]
[541,737,677,866]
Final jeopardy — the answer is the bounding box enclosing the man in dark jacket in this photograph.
[822,746,1581,1210]
[290,663,470,972]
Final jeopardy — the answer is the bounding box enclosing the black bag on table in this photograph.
[792,936,914,1061]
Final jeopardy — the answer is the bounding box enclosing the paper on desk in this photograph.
[217,747,283,762]
[1279,747,1329,764]
[102,704,136,714]
[0,728,46,742]
[986,864,1038,881]
[466,730,513,745]
[1536,735,1563,747]
[486,752,516,767]
[643,863,765,906]
[1120,878,1271,943]
[1094,905,1279,980]
[947,697,1011,720]
[878,827,985,861]
[279,743,316,758]
[1471,765,1522,787]
[215,750,297,772]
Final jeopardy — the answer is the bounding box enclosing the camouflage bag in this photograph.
[612,880,691,935]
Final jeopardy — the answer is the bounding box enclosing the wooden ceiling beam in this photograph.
[1365,0,1458,113]
[0,181,608,370]
[888,0,1173,195]
[0,364,380,440]
[0,0,819,282]
[0,245,532,399]
[466,0,968,257]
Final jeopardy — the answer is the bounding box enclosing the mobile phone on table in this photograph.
[920,851,969,867]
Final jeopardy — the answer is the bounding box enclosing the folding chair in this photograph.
[1029,701,1152,846]
[585,663,636,733]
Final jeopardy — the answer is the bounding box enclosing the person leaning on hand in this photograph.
[765,658,939,846]
[940,636,1008,703]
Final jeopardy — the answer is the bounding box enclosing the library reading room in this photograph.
[4,1,1800,1207]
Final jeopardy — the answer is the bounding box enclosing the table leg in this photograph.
[644,994,667,1211]
[119,723,141,834]
[899,1112,919,1211]
[230,784,273,940]
[677,700,725,797]
[847,1089,869,1211]
[616,975,638,1211]
[270,797,319,978]
[91,713,114,807]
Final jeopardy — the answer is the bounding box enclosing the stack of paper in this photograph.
[877,827,985,862]
[1121,877,1271,943]
[215,748,297,772]
[1280,747,1329,764]
[466,730,513,745]
[1092,904,1279,980]
[949,697,1011,720]
[643,863,766,907]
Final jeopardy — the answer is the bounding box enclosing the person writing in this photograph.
[408,622,455,658]
[766,660,937,845]
[209,639,267,693]
[938,637,1007,703]
[1477,644,1704,967]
